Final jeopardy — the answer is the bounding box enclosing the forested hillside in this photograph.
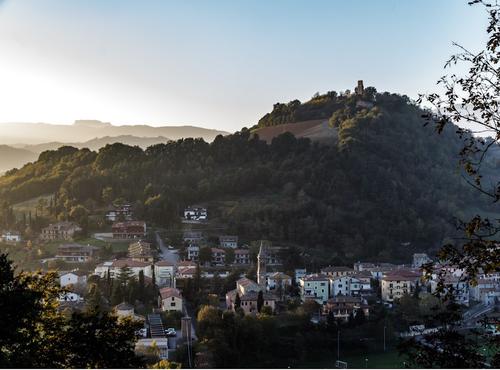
[0,90,492,264]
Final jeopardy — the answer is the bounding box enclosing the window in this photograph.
[172,297,175,301]
[170,302,176,307]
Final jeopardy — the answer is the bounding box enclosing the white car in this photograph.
[164,328,176,337]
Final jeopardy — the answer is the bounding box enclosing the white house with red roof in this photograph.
[159,287,183,312]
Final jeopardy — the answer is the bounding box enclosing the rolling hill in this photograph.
[0,146,38,174]
[0,88,495,265]
[0,120,228,145]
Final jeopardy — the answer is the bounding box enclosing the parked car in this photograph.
[165,328,176,337]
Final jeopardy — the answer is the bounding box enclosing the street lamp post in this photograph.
[383,325,386,352]
[337,329,340,360]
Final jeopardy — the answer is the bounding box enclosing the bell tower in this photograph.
[257,242,267,289]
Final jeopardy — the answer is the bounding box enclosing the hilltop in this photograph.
[0,88,494,264]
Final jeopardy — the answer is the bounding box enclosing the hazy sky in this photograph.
[0,0,488,132]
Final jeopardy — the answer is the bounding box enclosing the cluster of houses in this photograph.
[295,253,500,320]
[225,244,289,315]
[183,230,283,268]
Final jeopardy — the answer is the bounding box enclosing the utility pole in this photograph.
[383,325,386,352]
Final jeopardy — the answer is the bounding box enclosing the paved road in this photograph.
[156,231,179,265]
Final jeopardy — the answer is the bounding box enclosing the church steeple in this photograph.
[257,242,267,289]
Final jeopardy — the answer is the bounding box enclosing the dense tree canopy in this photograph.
[0,253,144,368]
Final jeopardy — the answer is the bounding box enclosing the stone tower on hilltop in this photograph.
[257,242,267,289]
[355,80,364,95]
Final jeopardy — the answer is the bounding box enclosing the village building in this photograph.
[219,235,238,249]
[106,203,133,222]
[266,272,292,291]
[225,276,277,314]
[351,270,373,294]
[41,221,82,241]
[295,268,307,284]
[128,240,154,262]
[234,249,250,265]
[325,296,370,322]
[238,291,277,315]
[299,274,330,305]
[112,221,147,239]
[321,266,356,278]
[430,276,470,306]
[381,270,421,303]
[155,260,176,288]
[1,230,21,243]
[183,231,203,244]
[330,275,363,297]
[211,248,226,266]
[94,258,153,279]
[236,277,261,295]
[159,287,183,312]
[114,302,145,322]
[470,273,500,305]
[176,267,197,279]
[265,246,284,266]
[59,270,88,287]
[55,244,97,263]
[176,261,198,279]
[184,206,207,221]
[135,338,169,361]
[187,245,200,262]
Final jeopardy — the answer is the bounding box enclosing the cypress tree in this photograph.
[234,293,241,309]
[257,290,264,313]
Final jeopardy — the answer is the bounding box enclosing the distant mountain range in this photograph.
[0,120,229,173]
[0,120,228,145]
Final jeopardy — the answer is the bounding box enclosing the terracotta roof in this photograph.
[178,267,197,275]
[111,259,151,268]
[59,270,87,277]
[301,274,329,281]
[234,249,250,254]
[321,266,354,273]
[352,270,372,279]
[382,273,419,282]
[178,260,197,267]
[237,277,258,287]
[269,272,291,280]
[159,287,182,299]
[211,248,225,253]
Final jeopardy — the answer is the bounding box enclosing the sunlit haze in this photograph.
[0,0,487,131]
